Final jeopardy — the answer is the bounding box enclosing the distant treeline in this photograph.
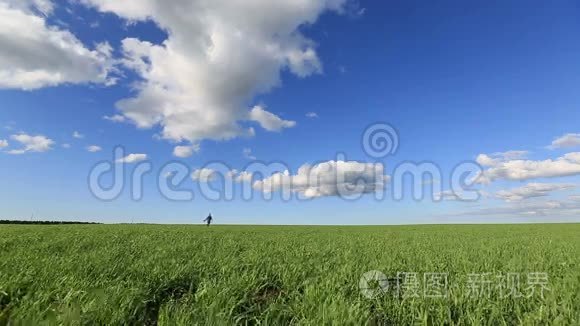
[0,220,101,225]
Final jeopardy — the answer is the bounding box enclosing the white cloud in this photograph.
[81,0,345,146]
[475,154,498,167]
[248,105,296,132]
[476,150,528,167]
[243,148,256,160]
[0,139,8,148]
[225,169,255,183]
[0,1,115,90]
[173,144,199,158]
[5,0,54,15]
[235,171,254,183]
[226,169,238,179]
[6,133,54,154]
[62,143,71,149]
[495,183,575,202]
[191,168,217,182]
[475,152,580,184]
[116,153,147,163]
[72,131,84,139]
[549,133,580,149]
[103,114,126,123]
[564,152,580,163]
[306,112,319,118]
[253,160,389,198]
[86,145,102,152]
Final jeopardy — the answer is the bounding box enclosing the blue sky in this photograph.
[1,0,580,224]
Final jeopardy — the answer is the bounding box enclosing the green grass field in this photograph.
[1,224,579,325]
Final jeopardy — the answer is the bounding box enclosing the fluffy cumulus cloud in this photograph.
[191,168,217,182]
[0,139,8,149]
[0,0,115,90]
[116,153,147,163]
[6,133,54,154]
[81,0,347,145]
[248,105,295,132]
[235,171,254,183]
[549,133,580,149]
[475,151,580,184]
[86,145,102,152]
[306,112,319,118]
[253,160,389,198]
[495,183,575,202]
[173,144,199,158]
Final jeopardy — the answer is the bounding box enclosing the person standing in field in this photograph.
[203,213,213,227]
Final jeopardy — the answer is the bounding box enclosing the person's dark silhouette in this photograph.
[203,213,213,227]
